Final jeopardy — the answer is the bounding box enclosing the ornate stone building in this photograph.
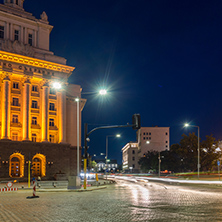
[0,0,85,180]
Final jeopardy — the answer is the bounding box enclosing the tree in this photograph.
[201,135,220,171]
[138,150,158,173]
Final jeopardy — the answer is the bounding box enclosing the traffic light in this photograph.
[132,114,141,130]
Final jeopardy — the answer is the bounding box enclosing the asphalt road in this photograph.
[1,179,222,221]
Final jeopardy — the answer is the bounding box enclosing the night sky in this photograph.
[17,0,222,163]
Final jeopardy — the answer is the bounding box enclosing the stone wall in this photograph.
[0,140,81,181]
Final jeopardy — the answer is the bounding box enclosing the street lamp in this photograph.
[99,89,107,95]
[52,82,62,89]
[82,89,108,189]
[184,123,200,179]
[106,134,121,178]
[146,141,163,177]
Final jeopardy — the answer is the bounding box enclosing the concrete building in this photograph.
[122,142,139,173]
[137,127,170,157]
[122,127,170,172]
[0,0,85,180]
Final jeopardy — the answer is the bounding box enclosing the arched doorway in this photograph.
[32,154,46,178]
[9,153,24,178]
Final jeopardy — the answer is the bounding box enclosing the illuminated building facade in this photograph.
[122,142,139,173]
[0,0,85,180]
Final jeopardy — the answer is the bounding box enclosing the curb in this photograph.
[37,186,107,192]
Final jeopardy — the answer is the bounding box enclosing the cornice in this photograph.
[0,50,75,74]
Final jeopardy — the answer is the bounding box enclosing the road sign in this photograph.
[217,161,220,166]
[6,181,13,188]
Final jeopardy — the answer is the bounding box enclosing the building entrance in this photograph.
[32,158,41,177]
[11,157,20,177]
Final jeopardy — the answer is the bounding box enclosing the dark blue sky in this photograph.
[22,0,222,163]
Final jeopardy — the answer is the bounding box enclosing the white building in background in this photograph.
[121,126,170,173]
[137,126,170,157]
[122,142,139,173]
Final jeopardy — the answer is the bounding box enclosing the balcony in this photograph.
[31,92,40,97]
[31,124,41,129]
[49,126,58,131]
[49,95,57,100]
[10,122,22,127]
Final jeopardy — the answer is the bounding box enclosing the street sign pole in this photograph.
[217,160,220,181]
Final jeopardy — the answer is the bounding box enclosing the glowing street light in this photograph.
[52,82,61,89]
[99,89,107,95]
[184,123,200,179]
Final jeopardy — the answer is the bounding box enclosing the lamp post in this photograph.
[146,140,163,177]
[184,123,200,179]
[75,97,80,177]
[83,89,108,189]
[105,134,121,179]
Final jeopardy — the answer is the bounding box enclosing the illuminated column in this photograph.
[42,82,49,142]
[22,78,31,141]
[1,75,11,139]
[58,89,66,143]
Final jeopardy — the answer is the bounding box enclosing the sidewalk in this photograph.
[0,179,115,192]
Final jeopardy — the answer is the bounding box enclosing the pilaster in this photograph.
[42,82,49,142]
[1,75,11,139]
[22,78,31,141]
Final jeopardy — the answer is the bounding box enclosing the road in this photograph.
[1,179,222,221]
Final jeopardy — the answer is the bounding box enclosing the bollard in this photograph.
[26,178,39,199]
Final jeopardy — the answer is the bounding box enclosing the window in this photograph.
[149,132,151,135]
[132,164,135,168]
[166,141,168,143]
[32,85,38,92]
[32,100,38,109]
[149,137,151,140]
[12,98,19,106]
[132,157,135,161]
[16,0,18,5]
[28,34,32,46]
[10,0,13,3]
[146,132,148,135]
[13,82,19,89]
[12,133,18,141]
[14,30,19,41]
[0,26,4,39]
[49,103,55,111]
[49,135,55,143]
[143,137,145,140]
[143,132,145,135]
[32,117,37,125]
[49,88,56,94]
[166,132,168,135]
[32,134,37,142]
[132,150,135,154]
[166,145,168,148]
[49,118,54,127]
[12,115,18,123]
[146,137,148,140]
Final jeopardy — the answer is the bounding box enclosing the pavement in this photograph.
[1,178,222,221]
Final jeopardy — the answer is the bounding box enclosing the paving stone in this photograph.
[1,180,222,221]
